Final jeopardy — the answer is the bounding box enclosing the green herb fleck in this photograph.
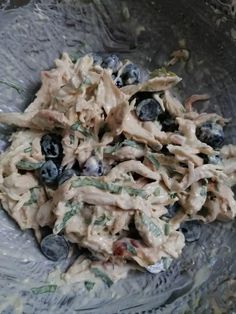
[53,202,83,234]
[0,80,24,94]
[84,217,92,225]
[94,213,110,226]
[122,140,143,150]
[69,134,75,145]
[84,280,95,291]
[70,122,95,138]
[70,177,148,199]
[91,268,113,287]
[31,284,57,295]
[169,192,177,199]
[149,67,176,79]
[24,187,39,206]
[104,143,121,154]
[154,187,161,197]
[83,77,91,85]
[104,139,143,155]
[164,223,170,236]
[146,153,160,170]
[69,52,82,63]
[16,160,44,171]
[126,242,137,255]
[124,186,148,199]
[141,212,162,238]
[24,147,32,153]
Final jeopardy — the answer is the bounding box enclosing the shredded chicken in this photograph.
[0,52,235,287]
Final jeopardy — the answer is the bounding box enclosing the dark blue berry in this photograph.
[115,77,123,88]
[40,234,69,261]
[101,54,120,72]
[163,202,180,219]
[196,122,224,149]
[89,53,103,66]
[180,220,201,243]
[159,112,178,132]
[82,157,103,176]
[39,160,59,187]
[199,153,221,165]
[135,98,163,121]
[41,133,63,161]
[58,169,76,185]
[121,63,141,85]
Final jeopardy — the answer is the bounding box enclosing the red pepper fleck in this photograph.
[130,239,139,248]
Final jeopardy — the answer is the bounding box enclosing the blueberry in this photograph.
[130,91,154,103]
[199,153,221,165]
[180,220,201,243]
[101,54,120,72]
[72,159,81,175]
[41,133,63,161]
[159,112,178,132]
[135,98,163,121]
[39,160,59,187]
[82,156,103,176]
[89,53,103,66]
[115,77,123,88]
[196,122,224,149]
[121,63,141,85]
[40,234,69,261]
[58,169,76,185]
[164,202,180,219]
[207,154,222,164]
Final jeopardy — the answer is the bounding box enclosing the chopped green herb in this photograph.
[104,139,143,155]
[104,143,121,154]
[126,242,137,255]
[164,223,170,236]
[91,268,113,287]
[84,217,92,225]
[146,153,160,170]
[169,192,177,199]
[31,284,57,294]
[122,140,143,150]
[69,134,75,145]
[24,147,32,153]
[84,280,95,291]
[149,68,176,79]
[71,177,109,190]
[24,187,39,206]
[124,186,148,199]
[94,213,110,226]
[0,79,24,94]
[53,202,83,234]
[16,160,44,171]
[70,177,148,199]
[141,212,162,238]
[70,122,95,138]
[154,187,161,197]
[69,53,80,63]
[95,146,102,155]
[83,77,92,85]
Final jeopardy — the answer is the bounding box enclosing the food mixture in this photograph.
[0,53,235,288]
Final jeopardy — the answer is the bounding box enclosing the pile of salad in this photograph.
[0,53,235,288]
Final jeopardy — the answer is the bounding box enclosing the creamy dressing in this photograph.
[0,53,235,286]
